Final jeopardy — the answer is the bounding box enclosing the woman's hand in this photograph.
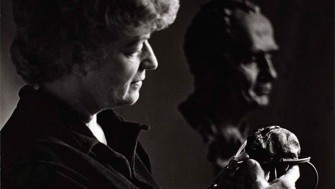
[247,159,300,189]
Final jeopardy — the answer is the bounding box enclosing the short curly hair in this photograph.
[11,0,179,84]
[184,0,260,78]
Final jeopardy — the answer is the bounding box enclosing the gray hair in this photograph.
[11,0,179,84]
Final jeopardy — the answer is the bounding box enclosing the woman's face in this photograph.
[80,32,158,110]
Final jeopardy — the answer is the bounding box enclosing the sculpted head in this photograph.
[184,0,279,108]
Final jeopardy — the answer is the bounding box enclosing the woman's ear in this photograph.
[64,42,93,77]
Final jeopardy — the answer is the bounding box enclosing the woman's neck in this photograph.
[42,75,101,123]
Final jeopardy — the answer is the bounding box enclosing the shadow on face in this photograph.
[223,9,279,108]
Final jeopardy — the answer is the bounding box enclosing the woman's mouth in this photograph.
[131,80,143,88]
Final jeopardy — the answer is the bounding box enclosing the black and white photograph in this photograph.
[1,0,334,188]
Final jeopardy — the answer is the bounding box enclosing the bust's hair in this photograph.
[11,0,179,84]
[184,0,259,79]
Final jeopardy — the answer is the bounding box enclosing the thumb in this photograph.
[247,159,269,189]
[247,159,265,180]
[275,165,300,188]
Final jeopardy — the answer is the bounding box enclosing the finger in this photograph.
[235,151,249,162]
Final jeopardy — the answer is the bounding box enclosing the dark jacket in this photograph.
[1,85,159,189]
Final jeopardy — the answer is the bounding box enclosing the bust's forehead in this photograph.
[232,9,279,53]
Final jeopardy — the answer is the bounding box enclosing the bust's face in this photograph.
[228,10,279,108]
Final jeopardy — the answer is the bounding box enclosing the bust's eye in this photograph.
[241,55,257,64]
[237,55,258,68]
[239,53,274,67]
[233,51,257,65]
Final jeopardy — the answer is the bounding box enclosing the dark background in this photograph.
[1,0,334,188]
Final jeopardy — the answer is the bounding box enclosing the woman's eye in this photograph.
[124,43,144,58]
[125,50,141,58]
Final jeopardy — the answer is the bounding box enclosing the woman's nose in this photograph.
[140,41,158,70]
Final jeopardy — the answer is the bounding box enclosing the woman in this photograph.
[1,0,298,188]
[2,0,179,188]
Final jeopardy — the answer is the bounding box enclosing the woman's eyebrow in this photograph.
[124,36,149,48]
[127,33,151,45]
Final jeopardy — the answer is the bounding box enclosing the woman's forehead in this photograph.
[113,32,151,47]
